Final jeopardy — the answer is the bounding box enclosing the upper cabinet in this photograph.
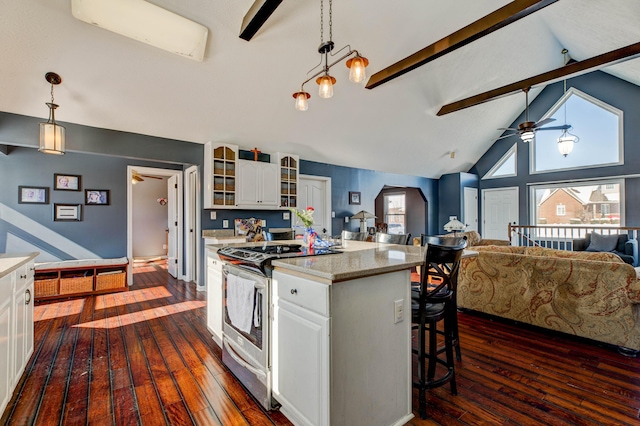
[237,160,278,207]
[204,144,298,210]
[204,142,238,209]
[278,153,299,209]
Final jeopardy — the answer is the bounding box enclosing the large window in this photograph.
[532,88,623,173]
[384,193,405,234]
[531,180,623,226]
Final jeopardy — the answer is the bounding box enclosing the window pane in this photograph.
[533,89,622,173]
[384,194,405,234]
[534,182,621,226]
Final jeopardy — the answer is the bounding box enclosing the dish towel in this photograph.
[227,274,256,334]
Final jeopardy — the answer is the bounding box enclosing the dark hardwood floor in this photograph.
[2,260,640,425]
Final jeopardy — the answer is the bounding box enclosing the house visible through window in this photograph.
[531,181,622,226]
[384,193,405,234]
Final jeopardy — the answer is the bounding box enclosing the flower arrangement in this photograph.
[290,206,315,227]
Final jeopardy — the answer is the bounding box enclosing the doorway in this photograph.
[298,175,332,236]
[127,166,183,285]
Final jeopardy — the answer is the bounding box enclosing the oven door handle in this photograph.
[223,267,267,290]
[223,336,267,381]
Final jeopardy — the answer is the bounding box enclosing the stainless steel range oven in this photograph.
[217,244,339,411]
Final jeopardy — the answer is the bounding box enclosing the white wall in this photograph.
[132,177,168,258]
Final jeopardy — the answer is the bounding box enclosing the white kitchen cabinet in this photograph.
[204,142,238,209]
[12,262,34,386]
[237,160,278,207]
[0,273,12,417]
[0,255,36,417]
[206,250,223,346]
[272,269,412,426]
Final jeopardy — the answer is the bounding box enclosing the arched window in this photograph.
[531,88,623,174]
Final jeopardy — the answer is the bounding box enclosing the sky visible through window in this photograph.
[533,91,620,172]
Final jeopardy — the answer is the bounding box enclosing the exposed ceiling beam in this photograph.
[239,0,283,41]
[437,40,640,116]
[365,0,558,90]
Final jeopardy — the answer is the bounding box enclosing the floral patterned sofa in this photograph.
[458,245,640,352]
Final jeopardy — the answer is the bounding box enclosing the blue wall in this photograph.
[468,70,640,228]
[437,172,479,231]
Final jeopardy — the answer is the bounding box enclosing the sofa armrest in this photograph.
[624,239,638,266]
[572,238,589,252]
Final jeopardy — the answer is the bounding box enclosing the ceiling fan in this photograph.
[132,171,163,182]
[496,87,571,142]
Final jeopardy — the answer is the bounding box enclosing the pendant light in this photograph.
[557,49,579,157]
[291,0,369,111]
[39,72,66,155]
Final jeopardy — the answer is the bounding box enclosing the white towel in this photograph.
[227,274,256,334]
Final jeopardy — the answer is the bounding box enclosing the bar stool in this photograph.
[411,236,467,419]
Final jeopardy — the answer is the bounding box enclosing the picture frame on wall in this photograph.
[85,189,110,205]
[54,204,82,221]
[54,174,81,191]
[349,191,361,205]
[18,186,49,204]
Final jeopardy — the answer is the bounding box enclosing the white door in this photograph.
[167,175,179,278]
[482,187,518,240]
[463,187,478,232]
[298,176,331,236]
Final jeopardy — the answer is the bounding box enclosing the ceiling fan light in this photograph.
[557,134,576,157]
[346,55,369,83]
[293,91,310,111]
[520,130,535,143]
[316,75,336,98]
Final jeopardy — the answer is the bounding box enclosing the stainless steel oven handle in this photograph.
[223,336,267,381]
[223,266,267,290]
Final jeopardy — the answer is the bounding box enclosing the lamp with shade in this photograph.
[351,210,377,233]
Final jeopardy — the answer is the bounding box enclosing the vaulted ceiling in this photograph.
[2,0,639,178]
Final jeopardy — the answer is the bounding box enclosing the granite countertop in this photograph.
[205,239,477,283]
[0,253,39,279]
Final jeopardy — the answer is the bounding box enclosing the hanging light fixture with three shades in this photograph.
[39,72,66,155]
[292,0,369,111]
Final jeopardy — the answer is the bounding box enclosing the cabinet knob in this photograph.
[20,274,27,279]
[25,289,31,305]
[290,289,297,295]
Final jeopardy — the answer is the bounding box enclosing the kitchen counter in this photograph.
[0,253,39,279]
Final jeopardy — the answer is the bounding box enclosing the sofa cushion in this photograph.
[586,232,619,252]
[474,245,526,254]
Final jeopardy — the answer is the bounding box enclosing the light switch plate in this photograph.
[261,220,267,227]
[223,220,229,228]
[210,211,216,220]
[331,211,335,218]
[283,212,290,220]
[345,216,349,223]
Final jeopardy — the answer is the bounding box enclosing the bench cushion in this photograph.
[35,257,128,271]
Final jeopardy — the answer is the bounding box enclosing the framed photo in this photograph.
[18,186,49,204]
[54,204,82,221]
[349,191,361,205]
[54,174,81,191]
[85,189,110,205]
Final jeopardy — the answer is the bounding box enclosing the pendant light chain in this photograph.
[50,83,55,104]
[329,0,332,42]
[319,0,333,43]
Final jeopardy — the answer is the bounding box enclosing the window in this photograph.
[531,180,623,226]
[384,193,405,234]
[532,88,623,174]
[483,143,516,179]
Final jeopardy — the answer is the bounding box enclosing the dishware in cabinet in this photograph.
[204,142,238,208]
[276,153,298,208]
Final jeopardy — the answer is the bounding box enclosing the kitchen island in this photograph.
[271,241,422,426]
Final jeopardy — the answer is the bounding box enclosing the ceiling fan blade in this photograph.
[536,124,571,131]
[533,117,555,128]
[497,127,518,131]
[493,133,518,141]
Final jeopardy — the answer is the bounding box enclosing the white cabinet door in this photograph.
[0,274,13,416]
[206,253,223,345]
[238,160,279,207]
[273,299,329,426]
[12,262,34,386]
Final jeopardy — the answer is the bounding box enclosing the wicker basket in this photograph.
[59,276,94,295]
[95,272,126,291]
[34,278,59,297]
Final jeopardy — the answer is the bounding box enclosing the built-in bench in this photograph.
[34,257,129,300]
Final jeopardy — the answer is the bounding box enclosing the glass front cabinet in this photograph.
[204,142,238,209]
[277,153,299,209]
